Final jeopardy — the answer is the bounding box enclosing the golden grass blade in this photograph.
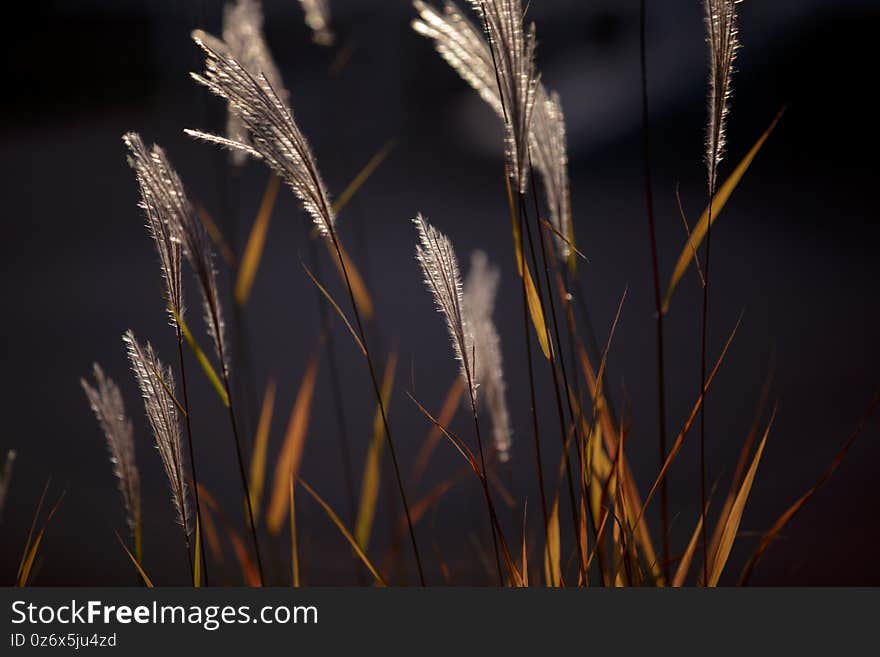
[739,390,880,585]
[302,262,367,356]
[663,108,785,313]
[199,483,260,586]
[248,380,277,520]
[331,140,396,216]
[115,531,154,588]
[196,204,237,268]
[289,473,300,587]
[507,176,552,359]
[193,518,202,587]
[673,507,707,587]
[17,478,50,584]
[176,313,230,407]
[235,175,280,306]
[266,353,320,534]
[521,502,529,587]
[707,409,775,586]
[17,491,65,587]
[325,241,375,321]
[355,352,398,550]
[543,495,562,587]
[196,486,224,568]
[299,478,387,586]
[412,377,466,485]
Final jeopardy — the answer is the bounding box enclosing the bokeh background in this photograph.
[1,0,878,585]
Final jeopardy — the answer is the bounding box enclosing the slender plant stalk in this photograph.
[305,219,364,584]
[518,189,586,582]
[639,0,670,583]
[525,156,589,582]
[175,327,209,586]
[328,227,426,585]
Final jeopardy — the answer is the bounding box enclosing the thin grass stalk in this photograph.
[329,227,426,585]
[518,189,585,582]
[699,0,739,586]
[480,5,551,574]
[525,156,588,581]
[175,328,209,586]
[639,0,670,583]
[304,219,364,584]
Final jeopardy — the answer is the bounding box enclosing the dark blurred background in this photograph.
[1,0,878,586]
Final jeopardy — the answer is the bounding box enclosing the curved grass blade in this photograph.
[235,175,281,306]
[507,178,551,359]
[355,351,398,550]
[266,352,320,534]
[175,312,230,407]
[299,478,387,586]
[115,531,154,587]
[707,409,775,586]
[302,262,366,356]
[663,108,785,313]
[249,380,277,520]
[17,490,65,587]
[331,139,395,216]
[412,377,466,485]
[739,390,880,585]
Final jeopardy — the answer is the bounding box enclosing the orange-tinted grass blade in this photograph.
[707,409,775,586]
[540,218,588,264]
[115,531,153,588]
[193,518,202,587]
[235,175,280,306]
[249,380,277,521]
[289,473,300,587]
[325,241,375,321]
[506,175,552,359]
[176,312,230,407]
[708,361,775,569]
[543,495,562,587]
[331,140,395,216]
[17,490,65,587]
[298,478,387,586]
[17,478,50,583]
[614,314,743,584]
[199,484,260,586]
[302,262,366,356]
[267,352,321,534]
[739,390,880,586]
[411,377,465,485]
[196,203,237,268]
[355,351,398,549]
[663,108,785,313]
[521,502,529,587]
[196,487,224,567]
[673,506,707,587]
[406,392,480,474]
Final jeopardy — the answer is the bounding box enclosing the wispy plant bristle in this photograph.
[413,214,475,395]
[467,0,540,194]
[530,88,572,260]
[187,31,336,237]
[123,331,191,535]
[413,2,572,257]
[298,0,335,46]
[123,132,186,327]
[463,251,512,462]
[81,363,141,537]
[704,0,740,191]
[221,0,287,166]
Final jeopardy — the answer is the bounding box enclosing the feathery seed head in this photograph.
[81,363,141,536]
[123,331,191,535]
[704,0,740,192]
[188,30,336,237]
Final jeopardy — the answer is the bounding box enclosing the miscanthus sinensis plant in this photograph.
[20,0,868,589]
